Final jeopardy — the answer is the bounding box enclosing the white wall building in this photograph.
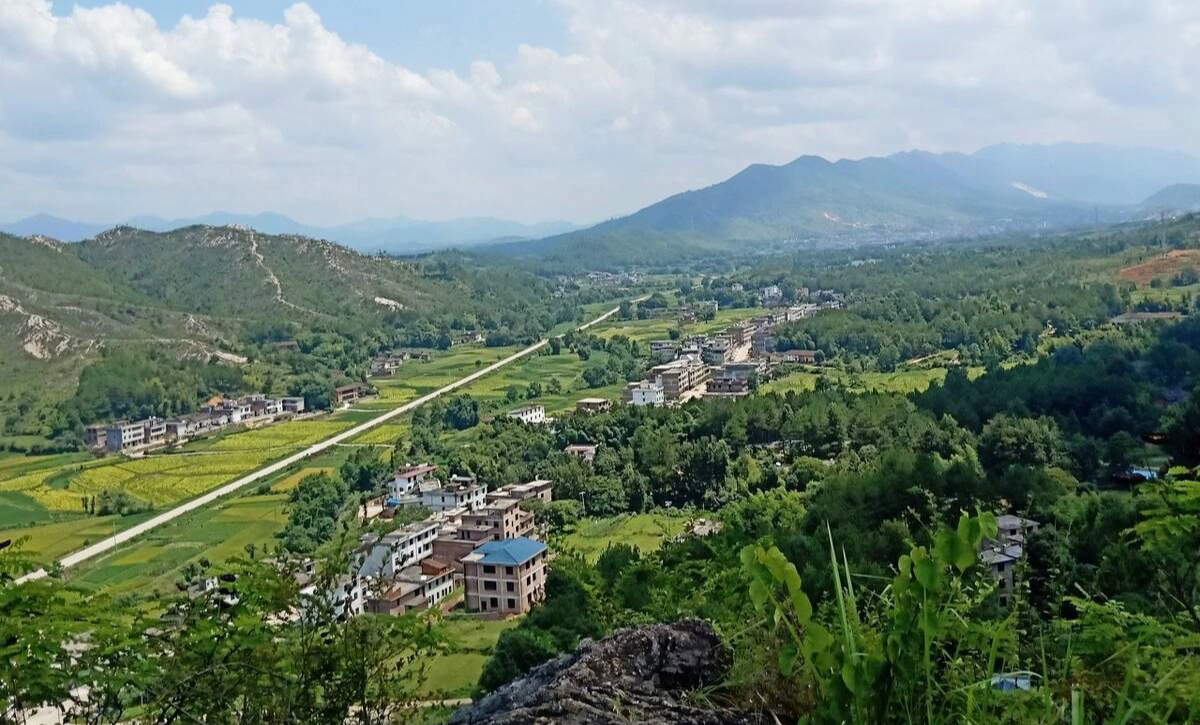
[389,463,438,499]
[506,404,546,425]
[631,382,665,407]
[355,522,440,579]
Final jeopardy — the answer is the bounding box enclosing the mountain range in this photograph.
[496,143,1200,266]
[5,143,1200,269]
[0,212,581,254]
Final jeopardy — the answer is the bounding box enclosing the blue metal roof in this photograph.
[476,537,546,565]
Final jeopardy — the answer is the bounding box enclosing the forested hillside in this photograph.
[497,144,1200,268]
[0,226,599,449]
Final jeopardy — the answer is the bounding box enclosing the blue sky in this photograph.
[4,1,1199,225]
[50,0,567,73]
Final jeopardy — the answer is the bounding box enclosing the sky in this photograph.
[2,0,1199,225]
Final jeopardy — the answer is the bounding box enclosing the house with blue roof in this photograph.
[462,536,548,615]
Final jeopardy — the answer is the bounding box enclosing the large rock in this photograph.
[449,618,761,725]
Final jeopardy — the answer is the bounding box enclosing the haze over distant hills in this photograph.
[498,142,1200,266]
[0,211,582,253]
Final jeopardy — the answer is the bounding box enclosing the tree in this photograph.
[443,394,480,430]
[339,447,390,494]
[1134,475,1200,630]
[977,414,1065,472]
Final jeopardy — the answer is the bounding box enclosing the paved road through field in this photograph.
[16,297,644,585]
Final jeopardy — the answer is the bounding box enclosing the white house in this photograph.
[630,382,665,407]
[389,463,438,499]
[506,404,546,425]
[355,522,440,579]
[422,480,488,512]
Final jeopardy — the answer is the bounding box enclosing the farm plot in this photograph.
[10,419,354,513]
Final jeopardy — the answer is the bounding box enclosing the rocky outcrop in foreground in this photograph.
[449,619,761,725]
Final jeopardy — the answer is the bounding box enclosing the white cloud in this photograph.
[0,0,1197,224]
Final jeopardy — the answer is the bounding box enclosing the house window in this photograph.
[505,566,514,575]
[483,565,495,574]
[506,581,515,592]
[507,598,516,609]
[490,597,499,608]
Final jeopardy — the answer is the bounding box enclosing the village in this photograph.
[83,393,309,454]
[617,292,842,407]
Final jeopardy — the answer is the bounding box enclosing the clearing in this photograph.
[562,512,691,560]
[1118,249,1200,286]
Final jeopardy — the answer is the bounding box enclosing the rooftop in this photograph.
[395,463,438,478]
[470,537,547,565]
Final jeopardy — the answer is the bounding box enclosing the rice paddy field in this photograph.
[68,491,292,597]
[562,512,692,560]
[0,419,355,561]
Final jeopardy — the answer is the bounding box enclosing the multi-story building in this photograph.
[772,349,819,364]
[245,395,283,418]
[649,358,710,400]
[980,515,1040,607]
[280,397,306,413]
[706,373,751,396]
[334,383,368,405]
[724,321,756,347]
[355,521,440,579]
[104,420,146,452]
[575,397,612,413]
[363,558,455,615]
[649,340,679,362]
[701,337,732,366]
[506,404,546,425]
[463,537,548,615]
[751,328,777,356]
[630,381,665,407]
[84,424,108,449]
[389,463,438,499]
[422,479,487,512]
[458,497,535,542]
[760,285,783,307]
[489,479,553,505]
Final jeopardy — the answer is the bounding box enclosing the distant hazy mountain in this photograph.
[1,211,581,252]
[499,143,1200,266]
[0,213,109,241]
[1141,184,1200,213]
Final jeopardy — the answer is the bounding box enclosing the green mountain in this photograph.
[0,225,564,428]
[499,143,1200,267]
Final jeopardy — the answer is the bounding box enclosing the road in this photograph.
[16,298,641,585]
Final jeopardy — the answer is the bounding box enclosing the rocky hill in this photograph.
[450,619,760,725]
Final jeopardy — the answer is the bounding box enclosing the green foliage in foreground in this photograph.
[0,547,446,725]
[743,507,1200,724]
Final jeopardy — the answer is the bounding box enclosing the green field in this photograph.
[761,364,986,396]
[421,617,520,697]
[69,492,290,597]
[0,511,156,563]
[360,344,526,412]
[562,512,691,560]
